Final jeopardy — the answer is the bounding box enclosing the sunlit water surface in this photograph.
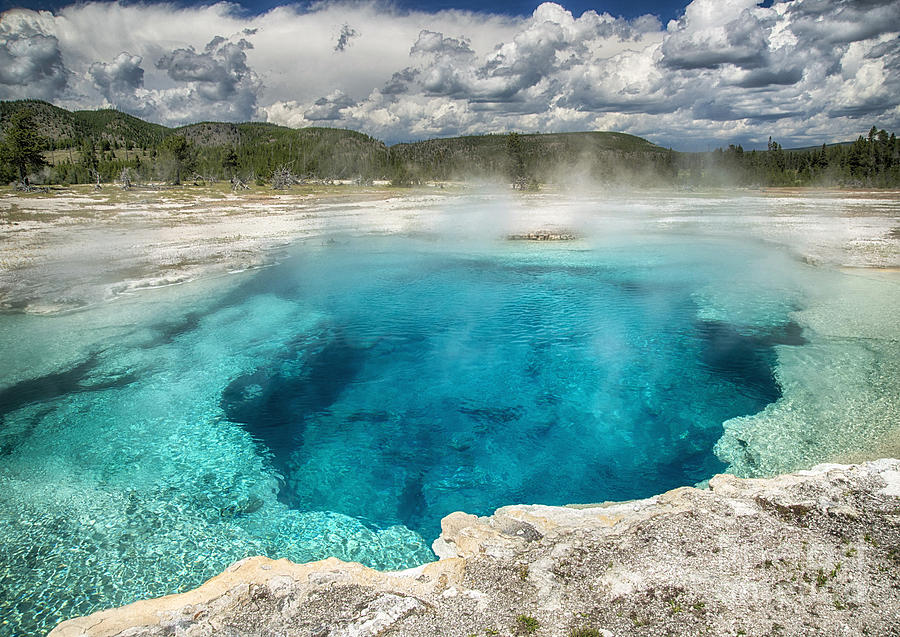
[1,193,897,636]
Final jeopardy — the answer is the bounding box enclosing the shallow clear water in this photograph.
[0,224,847,636]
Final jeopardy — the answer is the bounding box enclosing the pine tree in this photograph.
[223,146,239,178]
[1,109,48,182]
[159,135,195,185]
[506,132,525,181]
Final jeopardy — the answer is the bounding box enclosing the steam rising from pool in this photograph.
[0,191,897,637]
[216,238,791,538]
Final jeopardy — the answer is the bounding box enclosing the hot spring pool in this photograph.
[1,193,898,635]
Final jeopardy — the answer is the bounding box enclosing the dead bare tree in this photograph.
[191,172,218,186]
[230,175,250,192]
[14,176,32,192]
[271,165,298,190]
[119,168,132,190]
[13,176,48,193]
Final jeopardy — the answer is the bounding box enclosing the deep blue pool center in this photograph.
[217,236,794,539]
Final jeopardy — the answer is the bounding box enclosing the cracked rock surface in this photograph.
[50,459,900,637]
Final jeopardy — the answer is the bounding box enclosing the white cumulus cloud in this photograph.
[0,0,898,149]
[0,9,68,99]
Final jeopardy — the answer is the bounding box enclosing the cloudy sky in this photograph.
[0,0,898,149]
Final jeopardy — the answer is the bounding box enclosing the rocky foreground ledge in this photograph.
[51,460,900,637]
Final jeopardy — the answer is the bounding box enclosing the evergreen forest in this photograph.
[1,100,898,188]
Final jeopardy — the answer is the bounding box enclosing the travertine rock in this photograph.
[50,459,900,637]
[506,231,578,241]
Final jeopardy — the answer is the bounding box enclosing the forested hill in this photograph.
[1,99,898,188]
[0,100,392,185]
[0,100,671,186]
[0,100,167,148]
[390,131,674,184]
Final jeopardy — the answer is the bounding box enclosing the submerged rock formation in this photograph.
[51,460,900,637]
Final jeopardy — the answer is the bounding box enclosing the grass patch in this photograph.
[516,615,540,633]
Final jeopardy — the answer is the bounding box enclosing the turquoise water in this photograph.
[0,232,805,635]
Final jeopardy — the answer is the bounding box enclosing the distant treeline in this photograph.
[1,99,898,188]
[683,130,900,188]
